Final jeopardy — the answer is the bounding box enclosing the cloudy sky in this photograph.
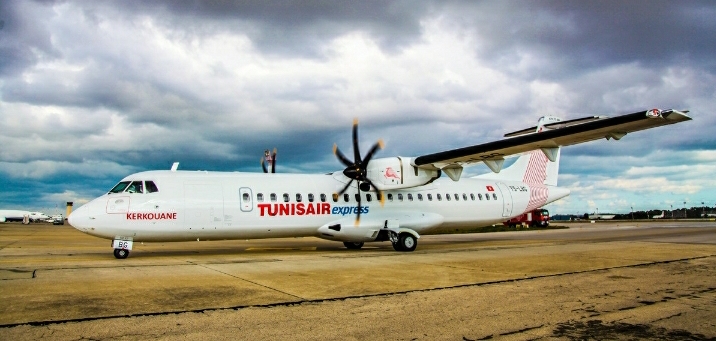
[1,0,715,216]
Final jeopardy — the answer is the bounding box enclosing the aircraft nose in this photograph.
[68,204,91,230]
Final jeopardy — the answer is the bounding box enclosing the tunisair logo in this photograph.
[257,203,369,217]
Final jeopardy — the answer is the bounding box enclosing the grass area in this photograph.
[434,224,570,235]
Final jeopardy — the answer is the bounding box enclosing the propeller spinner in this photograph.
[333,119,385,224]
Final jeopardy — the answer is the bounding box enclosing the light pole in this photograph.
[670,204,673,219]
[631,206,634,220]
[683,201,687,219]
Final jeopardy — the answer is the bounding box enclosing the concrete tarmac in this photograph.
[1,221,715,340]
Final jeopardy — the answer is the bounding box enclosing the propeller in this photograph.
[333,119,385,225]
[261,148,277,173]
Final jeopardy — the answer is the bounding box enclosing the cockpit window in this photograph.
[109,181,130,193]
[126,181,144,194]
[145,181,159,193]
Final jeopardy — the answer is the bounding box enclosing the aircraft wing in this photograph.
[413,109,691,171]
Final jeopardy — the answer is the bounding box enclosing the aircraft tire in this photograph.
[396,233,417,252]
[343,241,364,250]
[113,248,129,259]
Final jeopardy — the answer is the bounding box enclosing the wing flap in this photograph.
[414,109,691,169]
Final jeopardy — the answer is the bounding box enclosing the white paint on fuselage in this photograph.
[68,170,569,243]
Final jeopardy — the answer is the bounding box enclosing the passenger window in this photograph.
[308,193,314,202]
[242,193,250,202]
[485,193,490,200]
[126,181,143,194]
[270,193,277,202]
[470,193,475,201]
[296,193,302,202]
[257,193,264,202]
[320,194,327,202]
[377,192,382,201]
[427,193,433,201]
[398,193,404,201]
[354,193,361,202]
[417,193,423,201]
[388,193,394,201]
[437,193,442,201]
[332,194,339,202]
[478,193,483,200]
[145,181,159,193]
[344,194,350,202]
[283,193,290,202]
[454,194,459,201]
[446,193,451,201]
[109,181,130,194]
[407,193,413,201]
[366,194,372,202]
[493,193,498,200]
[463,194,468,201]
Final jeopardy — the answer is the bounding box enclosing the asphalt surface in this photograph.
[1,220,715,340]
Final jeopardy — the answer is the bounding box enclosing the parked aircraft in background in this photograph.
[0,210,50,223]
[651,211,665,219]
[68,109,692,259]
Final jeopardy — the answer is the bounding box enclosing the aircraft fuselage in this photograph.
[69,170,569,243]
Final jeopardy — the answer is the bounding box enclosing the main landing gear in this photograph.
[341,232,418,252]
[391,232,417,252]
[113,248,129,259]
[343,241,365,249]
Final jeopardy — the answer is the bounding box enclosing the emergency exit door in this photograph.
[497,183,513,217]
[239,187,253,212]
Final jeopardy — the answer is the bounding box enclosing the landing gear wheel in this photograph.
[113,248,129,259]
[343,241,364,250]
[393,233,417,252]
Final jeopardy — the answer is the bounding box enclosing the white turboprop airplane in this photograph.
[0,210,50,223]
[68,109,691,259]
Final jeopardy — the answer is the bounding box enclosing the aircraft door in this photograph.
[239,187,253,212]
[496,183,513,217]
[106,196,130,214]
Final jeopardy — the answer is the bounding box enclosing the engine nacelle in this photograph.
[367,157,440,190]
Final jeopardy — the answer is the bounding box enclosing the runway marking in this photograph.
[185,260,306,301]
[245,247,317,251]
[2,254,713,329]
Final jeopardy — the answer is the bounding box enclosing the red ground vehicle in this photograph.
[504,209,550,227]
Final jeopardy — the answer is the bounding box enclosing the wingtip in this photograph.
[378,139,385,149]
[353,118,359,126]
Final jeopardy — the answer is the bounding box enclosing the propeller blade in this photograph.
[336,179,354,196]
[361,139,384,168]
[261,157,268,173]
[271,148,277,173]
[355,186,362,225]
[352,118,361,164]
[333,144,354,167]
[364,178,385,207]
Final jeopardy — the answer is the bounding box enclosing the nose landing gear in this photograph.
[113,248,129,259]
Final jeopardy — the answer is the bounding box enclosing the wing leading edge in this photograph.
[413,109,691,173]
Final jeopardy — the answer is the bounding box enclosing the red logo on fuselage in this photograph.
[486,185,494,191]
[126,212,177,220]
[384,167,401,179]
[258,203,331,217]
